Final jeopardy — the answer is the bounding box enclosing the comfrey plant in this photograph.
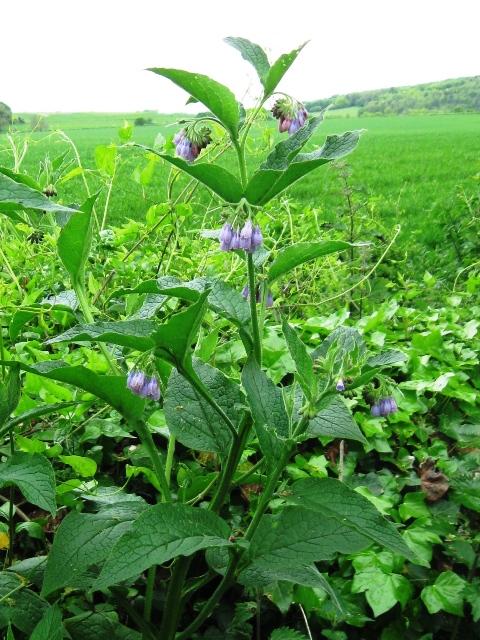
[0,37,412,639]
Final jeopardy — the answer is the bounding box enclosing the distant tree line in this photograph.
[305,76,480,115]
[0,102,12,130]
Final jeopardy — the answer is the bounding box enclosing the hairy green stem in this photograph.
[165,435,176,488]
[134,421,171,504]
[159,555,192,640]
[144,566,156,627]
[247,253,262,364]
[233,138,247,188]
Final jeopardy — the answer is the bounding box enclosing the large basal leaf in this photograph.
[282,320,316,401]
[263,42,307,97]
[0,171,78,216]
[242,359,290,467]
[287,478,415,559]
[0,360,144,422]
[95,503,231,590]
[245,131,362,205]
[134,145,243,203]
[0,453,56,515]
[0,364,21,426]
[268,241,351,284]
[0,572,49,634]
[41,501,146,597]
[30,605,63,640]
[47,320,157,351]
[306,394,367,443]
[224,36,270,87]
[57,193,98,285]
[148,68,240,137]
[164,360,243,458]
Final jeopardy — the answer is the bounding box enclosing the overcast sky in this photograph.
[1,0,479,113]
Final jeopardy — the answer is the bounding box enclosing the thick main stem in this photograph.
[247,253,262,364]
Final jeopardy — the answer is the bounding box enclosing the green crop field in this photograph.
[2,110,478,281]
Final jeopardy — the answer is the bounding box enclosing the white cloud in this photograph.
[1,0,479,112]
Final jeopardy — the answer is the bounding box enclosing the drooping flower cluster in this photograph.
[174,125,212,163]
[219,220,263,252]
[371,396,398,417]
[271,97,308,135]
[242,285,273,308]
[127,370,161,401]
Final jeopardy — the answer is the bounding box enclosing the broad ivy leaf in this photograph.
[0,171,77,216]
[42,501,146,596]
[134,145,243,203]
[421,571,466,616]
[268,241,351,284]
[0,571,48,634]
[65,611,142,640]
[95,503,231,590]
[148,68,240,136]
[242,359,290,467]
[245,131,362,205]
[263,42,307,96]
[224,36,270,85]
[282,320,315,401]
[57,193,98,285]
[352,570,412,617]
[47,319,157,351]
[306,395,367,444]
[287,478,414,559]
[0,364,21,427]
[30,605,63,640]
[164,360,243,458]
[0,360,144,423]
[0,453,56,515]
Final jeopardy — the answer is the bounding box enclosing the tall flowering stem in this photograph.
[247,252,262,364]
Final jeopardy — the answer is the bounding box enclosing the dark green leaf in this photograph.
[268,241,351,283]
[57,193,98,285]
[148,68,240,136]
[0,572,48,634]
[0,171,77,216]
[245,131,362,205]
[134,145,243,203]
[0,453,56,514]
[95,503,231,590]
[30,605,63,640]
[164,360,243,458]
[47,320,156,351]
[0,360,144,422]
[224,37,270,86]
[287,478,415,559]
[65,611,142,640]
[282,320,316,401]
[306,395,367,443]
[0,364,21,427]
[270,629,308,640]
[263,43,307,96]
[42,501,146,596]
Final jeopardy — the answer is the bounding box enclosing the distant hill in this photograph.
[305,76,480,116]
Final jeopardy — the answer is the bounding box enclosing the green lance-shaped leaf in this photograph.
[0,572,49,635]
[47,319,157,352]
[268,241,351,284]
[95,503,231,590]
[260,113,325,171]
[0,452,56,514]
[0,363,21,426]
[287,478,415,559]
[0,360,144,422]
[0,170,78,216]
[134,144,243,203]
[245,130,362,205]
[242,358,290,468]
[30,605,63,640]
[41,501,146,597]
[164,360,243,458]
[306,394,367,444]
[224,37,270,86]
[263,42,308,97]
[148,68,240,137]
[282,320,316,401]
[57,193,99,285]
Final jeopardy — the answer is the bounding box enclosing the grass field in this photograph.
[1,110,479,278]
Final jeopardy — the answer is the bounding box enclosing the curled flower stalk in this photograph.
[174,124,212,162]
[272,96,308,134]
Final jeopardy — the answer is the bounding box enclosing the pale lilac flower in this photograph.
[336,379,346,392]
[272,97,308,136]
[371,396,398,417]
[220,223,234,251]
[127,370,161,401]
